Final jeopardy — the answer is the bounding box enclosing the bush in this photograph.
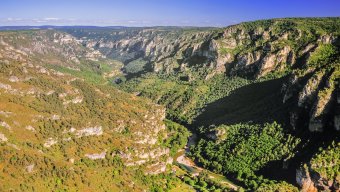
[308,44,338,67]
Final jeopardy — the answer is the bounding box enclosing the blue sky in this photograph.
[0,0,339,27]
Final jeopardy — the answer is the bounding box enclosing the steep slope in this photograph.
[66,18,340,129]
[1,17,339,191]
[0,30,183,191]
[297,142,339,191]
[64,18,340,191]
[66,18,339,79]
[0,30,124,84]
[192,19,340,191]
[64,27,218,79]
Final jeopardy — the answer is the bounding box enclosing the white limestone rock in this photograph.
[26,164,35,173]
[76,126,103,138]
[0,133,8,142]
[43,137,58,148]
[85,151,106,160]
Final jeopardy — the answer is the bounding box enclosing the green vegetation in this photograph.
[163,120,191,156]
[0,31,178,191]
[256,181,298,192]
[51,65,106,84]
[181,171,233,192]
[118,73,250,124]
[49,59,123,84]
[219,18,340,65]
[256,68,292,82]
[190,122,300,190]
[239,18,340,35]
[308,44,338,68]
[310,142,339,181]
[124,58,148,74]
[193,77,289,127]
[109,18,340,191]
[1,17,340,191]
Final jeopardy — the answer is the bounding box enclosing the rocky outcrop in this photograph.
[75,126,103,137]
[85,151,106,160]
[217,27,297,78]
[0,30,105,69]
[297,162,339,191]
[0,29,174,183]
[0,121,11,130]
[65,19,340,135]
[298,71,326,107]
[296,165,319,192]
[25,164,35,173]
[0,133,8,142]
[296,131,339,191]
[72,28,218,78]
[282,66,339,132]
[66,19,337,82]
[43,137,58,148]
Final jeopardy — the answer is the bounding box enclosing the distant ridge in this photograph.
[0,26,127,30]
[0,25,217,31]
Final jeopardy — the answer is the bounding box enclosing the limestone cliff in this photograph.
[297,143,339,192]
[66,19,340,133]
[66,18,339,81]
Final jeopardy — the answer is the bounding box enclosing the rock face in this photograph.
[297,163,340,192]
[296,166,318,192]
[66,19,338,81]
[67,27,218,77]
[297,142,340,192]
[0,18,338,191]
[0,30,105,70]
[215,27,297,78]
[283,67,339,132]
[334,86,340,131]
[66,18,340,133]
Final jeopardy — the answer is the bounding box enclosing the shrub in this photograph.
[308,44,338,67]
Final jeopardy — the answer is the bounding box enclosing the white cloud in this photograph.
[32,19,47,23]
[43,17,60,21]
[6,18,23,21]
[1,17,65,24]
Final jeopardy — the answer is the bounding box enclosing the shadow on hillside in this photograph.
[193,77,293,128]
[257,130,339,185]
[192,76,340,185]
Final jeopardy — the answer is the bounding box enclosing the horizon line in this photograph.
[0,16,339,29]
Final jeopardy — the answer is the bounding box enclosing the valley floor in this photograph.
[174,133,239,191]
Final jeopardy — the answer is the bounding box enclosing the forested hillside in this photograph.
[0,17,339,191]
